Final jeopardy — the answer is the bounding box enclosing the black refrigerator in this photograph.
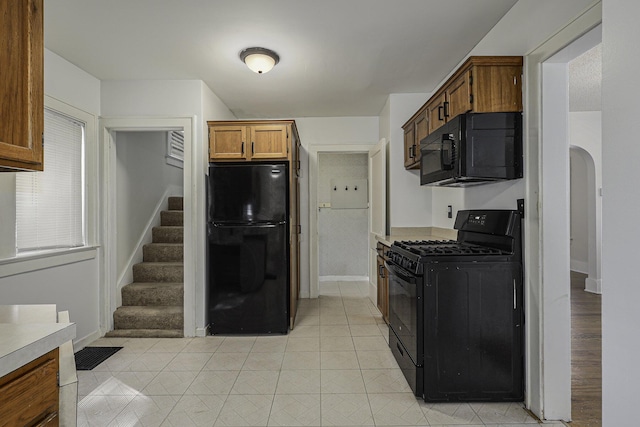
[207,162,289,334]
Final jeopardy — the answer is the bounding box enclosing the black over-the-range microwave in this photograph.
[419,112,523,186]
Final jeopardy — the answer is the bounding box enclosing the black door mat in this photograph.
[74,346,123,370]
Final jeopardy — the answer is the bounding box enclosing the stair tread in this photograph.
[145,242,183,246]
[134,262,183,266]
[124,282,184,287]
[115,305,183,314]
[106,329,183,338]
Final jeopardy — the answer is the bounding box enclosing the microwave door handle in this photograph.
[441,133,454,170]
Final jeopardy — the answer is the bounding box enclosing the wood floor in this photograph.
[570,271,602,426]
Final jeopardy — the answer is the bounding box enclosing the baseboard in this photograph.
[195,327,208,337]
[73,329,103,352]
[319,275,368,282]
[585,277,602,294]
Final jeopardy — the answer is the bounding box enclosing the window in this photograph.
[166,130,184,168]
[15,108,85,252]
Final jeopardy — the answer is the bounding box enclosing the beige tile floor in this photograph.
[79,280,566,426]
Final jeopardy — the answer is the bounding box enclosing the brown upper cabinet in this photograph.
[403,109,428,169]
[208,121,291,161]
[0,0,44,171]
[402,56,522,170]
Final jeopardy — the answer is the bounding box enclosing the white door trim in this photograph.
[524,3,601,419]
[368,138,387,304]
[308,144,375,298]
[99,116,198,337]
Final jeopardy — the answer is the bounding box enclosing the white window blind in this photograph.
[166,130,184,167]
[15,108,85,252]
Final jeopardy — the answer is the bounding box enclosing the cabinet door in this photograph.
[473,65,523,112]
[424,263,523,401]
[446,69,472,119]
[376,255,389,322]
[413,110,428,168]
[0,0,44,171]
[0,348,58,427]
[426,93,447,134]
[209,126,247,160]
[403,126,416,168]
[249,125,288,160]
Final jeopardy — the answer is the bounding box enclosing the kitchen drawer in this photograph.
[376,241,390,260]
[0,348,59,427]
[389,328,422,397]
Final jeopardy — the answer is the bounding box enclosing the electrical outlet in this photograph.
[447,205,452,219]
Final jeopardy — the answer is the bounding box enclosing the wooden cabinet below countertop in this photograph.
[376,242,390,323]
[0,348,59,427]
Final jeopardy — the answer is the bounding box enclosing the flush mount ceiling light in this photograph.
[240,47,280,74]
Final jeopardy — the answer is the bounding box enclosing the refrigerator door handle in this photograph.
[211,222,286,228]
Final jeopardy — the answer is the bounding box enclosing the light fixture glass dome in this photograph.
[240,47,280,74]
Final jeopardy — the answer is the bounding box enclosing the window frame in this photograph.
[0,96,98,277]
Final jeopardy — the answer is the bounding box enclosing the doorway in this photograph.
[308,145,373,299]
[317,152,369,292]
[537,22,602,421]
[99,116,199,337]
[568,43,603,425]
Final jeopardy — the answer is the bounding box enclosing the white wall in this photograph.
[0,50,102,345]
[386,93,433,228]
[0,174,16,259]
[115,131,183,286]
[44,49,100,114]
[570,150,589,272]
[101,79,235,334]
[294,117,379,297]
[318,153,368,277]
[569,112,602,285]
[601,0,640,423]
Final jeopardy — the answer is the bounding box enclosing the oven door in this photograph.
[386,261,423,366]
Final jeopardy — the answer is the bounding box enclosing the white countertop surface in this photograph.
[0,305,76,378]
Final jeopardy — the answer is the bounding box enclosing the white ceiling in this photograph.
[44,0,520,118]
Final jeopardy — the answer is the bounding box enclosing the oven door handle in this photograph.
[385,261,416,284]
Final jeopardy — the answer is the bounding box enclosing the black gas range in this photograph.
[386,210,524,402]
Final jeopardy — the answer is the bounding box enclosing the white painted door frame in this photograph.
[368,138,387,304]
[308,144,375,298]
[524,4,601,420]
[99,116,198,337]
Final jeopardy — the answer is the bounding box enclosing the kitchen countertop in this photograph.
[376,226,457,247]
[0,305,76,378]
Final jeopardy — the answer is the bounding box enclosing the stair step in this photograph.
[161,210,183,226]
[133,262,183,282]
[106,328,183,338]
[168,196,183,211]
[152,226,183,243]
[143,243,183,262]
[113,306,184,330]
[122,282,184,306]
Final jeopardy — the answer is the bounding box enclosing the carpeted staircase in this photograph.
[106,196,184,338]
